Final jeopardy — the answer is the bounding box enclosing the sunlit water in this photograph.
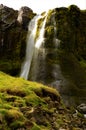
[35,12,48,49]
[20,12,48,80]
[20,15,41,79]
[30,12,48,81]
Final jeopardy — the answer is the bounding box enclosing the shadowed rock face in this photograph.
[0,4,35,75]
[17,6,34,30]
[29,6,86,106]
[0,4,18,30]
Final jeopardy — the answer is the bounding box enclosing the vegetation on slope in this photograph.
[0,71,86,130]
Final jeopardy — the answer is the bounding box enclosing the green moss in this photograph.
[0,71,85,129]
[35,17,45,41]
[80,59,86,71]
[24,93,46,106]
[59,51,86,96]
[31,123,40,130]
[10,120,25,129]
[45,25,54,38]
[0,71,61,129]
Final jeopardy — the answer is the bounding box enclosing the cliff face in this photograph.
[0,5,86,75]
[30,5,86,105]
[44,5,86,58]
[54,5,86,93]
[55,5,86,59]
[0,4,35,75]
[0,4,86,105]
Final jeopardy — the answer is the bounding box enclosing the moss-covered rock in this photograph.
[0,71,86,130]
[55,5,86,58]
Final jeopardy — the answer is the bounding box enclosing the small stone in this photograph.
[77,103,86,114]
[84,114,86,118]
[56,110,58,114]
[53,117,56,121]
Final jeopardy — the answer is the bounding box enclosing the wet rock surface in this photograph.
[77,103,86,114]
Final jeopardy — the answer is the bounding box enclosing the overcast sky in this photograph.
[0,0,86,13]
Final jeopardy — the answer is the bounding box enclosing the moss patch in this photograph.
[0,71,85,129]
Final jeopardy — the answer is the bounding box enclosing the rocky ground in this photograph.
[0,71,86,130]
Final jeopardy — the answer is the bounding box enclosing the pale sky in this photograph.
[0,0,86,14]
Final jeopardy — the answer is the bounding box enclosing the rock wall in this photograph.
[34,5,86,85]
[30,5,86,105]
[0,4,35,75]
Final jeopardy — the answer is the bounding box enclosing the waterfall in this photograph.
[53,12,60,47]
[35,12,48,49]
[49,11,63,89]
[29,12,48,81]
[20,12,48,80]
[20,15,41,79]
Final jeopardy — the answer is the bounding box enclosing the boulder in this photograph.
[77,103,86,114]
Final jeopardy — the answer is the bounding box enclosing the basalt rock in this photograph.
[17,6,35,30]
[0,4,18,31]
[77,103,86,114]
[0,4,35,75]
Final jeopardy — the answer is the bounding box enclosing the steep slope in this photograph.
[0,71,86,130]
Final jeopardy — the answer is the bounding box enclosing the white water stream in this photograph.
[30,12,48,81]
[20,12,48,80]
[35,12,48,49]
[20,15,41,79]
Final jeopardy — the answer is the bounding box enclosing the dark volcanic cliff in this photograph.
[0,4,35,75]
[42,6,86,105]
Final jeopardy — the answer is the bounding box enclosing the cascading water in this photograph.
[53,12,60,47]
[20,12,48,80]
[29,12,48,81]
[52,12,61,83]
[35,12,48,49]
[20,15,41,79]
